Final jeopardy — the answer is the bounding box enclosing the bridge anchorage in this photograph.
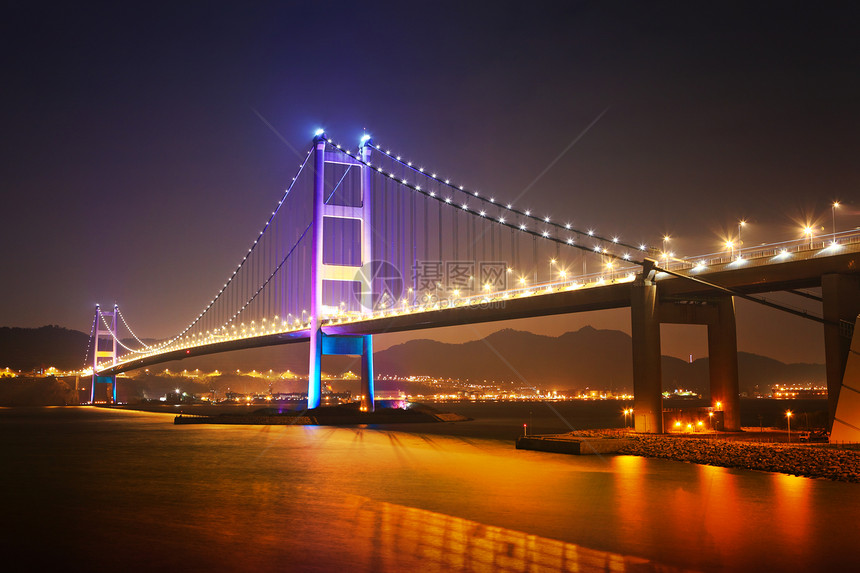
[87,130,860,436]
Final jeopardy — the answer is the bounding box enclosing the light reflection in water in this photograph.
[772,472,811,548]
[343,494,687,572]
[607,455,828,572]
[1,408,857,573]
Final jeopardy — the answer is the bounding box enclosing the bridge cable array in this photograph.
[95,132,840,373]
[327,139,643,269]
[328,137,830,325]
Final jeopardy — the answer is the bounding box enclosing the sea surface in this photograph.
[1,403,855,572]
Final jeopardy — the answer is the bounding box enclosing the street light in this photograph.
[738,220,746,259]
[832,202,840,244]
[725,240,734,260]
[661,235,671,263]
[786,410,793,443]
[803,226,814,248]
[550,258,556,282]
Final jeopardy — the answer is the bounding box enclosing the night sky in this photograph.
[2,2,858,364]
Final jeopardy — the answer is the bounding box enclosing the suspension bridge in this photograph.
[85,131,860,437]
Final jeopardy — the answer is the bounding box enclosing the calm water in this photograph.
[1,406,856,572]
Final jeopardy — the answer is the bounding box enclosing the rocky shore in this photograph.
[615,433,860,483]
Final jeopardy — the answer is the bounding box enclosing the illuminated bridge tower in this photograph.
[308,132,375,411]
[91,304,118,403]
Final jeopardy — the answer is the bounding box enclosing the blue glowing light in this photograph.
[314,128,325,137]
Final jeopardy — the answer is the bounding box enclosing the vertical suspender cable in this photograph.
[454,208,459,262]
[437,184,443,266]
[411,178,416,297]
[492,216,497,263]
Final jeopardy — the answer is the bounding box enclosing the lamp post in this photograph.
[832,202,840,245]
[550,258,556,283]
[786,410,793,443]
[803,226,814,249]
[715,401,722,435]
[738,220,746,259]
[725,240,734,260]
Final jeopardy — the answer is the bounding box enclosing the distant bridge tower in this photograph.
[91,304,118,403]
[308,132,375,411]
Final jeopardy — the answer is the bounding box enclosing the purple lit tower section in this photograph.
[307,132,375,411]
[91,304,118,403]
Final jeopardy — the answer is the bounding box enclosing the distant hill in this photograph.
[0,325,824,395]
[375,327,635,390]
[372,327,825,395]
[0,326,90,371]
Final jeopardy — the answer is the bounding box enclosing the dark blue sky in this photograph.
[2,2,858,363]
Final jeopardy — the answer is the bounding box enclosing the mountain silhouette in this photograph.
[1,325,824,395]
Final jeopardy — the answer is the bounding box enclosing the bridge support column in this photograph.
[317,333,374,410]
[360,335,374,412]
[708,297,740,431]
[822,273,860,430]
[631,281,663,433]
[659,297,741,431]
[308,327,323,409]
[307,132,326,410]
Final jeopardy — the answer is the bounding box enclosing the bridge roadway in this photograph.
[100,242,860,378]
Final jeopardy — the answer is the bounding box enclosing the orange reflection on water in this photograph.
[612,457,756,570]
[611,455,647,542]
[692,464,744,564]
[772,471,811,547]
[343,494,691,572]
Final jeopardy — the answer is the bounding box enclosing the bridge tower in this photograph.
[308,132,375,411]
[91,304,118,403]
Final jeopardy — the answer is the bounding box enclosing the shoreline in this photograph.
[68,403,860,483]
[101,402,471,425]
[573,429,860,483]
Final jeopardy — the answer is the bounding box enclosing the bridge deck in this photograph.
[98,244,860,376]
